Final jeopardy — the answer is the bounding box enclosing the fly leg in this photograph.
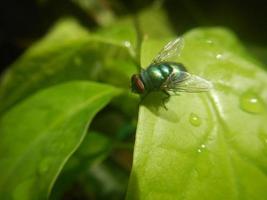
[162,90,170,110]
[173,90,180,96]
[140,92,148,106]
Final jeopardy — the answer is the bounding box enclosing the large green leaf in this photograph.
[0,81,120,200]
[0,18,136,114]
[127,28,267,200]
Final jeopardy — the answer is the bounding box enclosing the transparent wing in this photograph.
[152,37,184,64]
[161,71,212,93]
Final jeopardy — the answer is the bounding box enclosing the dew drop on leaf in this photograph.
[205,39,214,44]
[189,113,201,127]
[216,53,224,60]
[197,144,206,153]
[240,92,265,114]
[124,41,131,48]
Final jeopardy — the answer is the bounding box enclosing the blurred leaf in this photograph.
[137,4,175,39]
[72,0,115,26]
[0,81,120,200]
[127,28,267,200]
[76,132,112,160]
[96,18,137,54]
[85,160,129,199]
[76,160,129,200]
[50,131,113,199]
[62,131,112,172]
[51,131,132,200]
[0,18,136,114]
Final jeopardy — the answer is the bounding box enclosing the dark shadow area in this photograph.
[165,0,267,44]
[0,0,97,73]
[1,0,267,73]
[142,92,180,123]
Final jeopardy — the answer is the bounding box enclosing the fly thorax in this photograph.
[140,69,154,91]
[141,64,171,91]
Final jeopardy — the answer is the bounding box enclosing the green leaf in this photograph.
[0,81,120,200]
[72,0,116,26]
[55,131,112,175]
[50,131,112,199]
[96,18,137,50]
[127,28,267,200]
[0,18,136,114]
[137,4,175,39]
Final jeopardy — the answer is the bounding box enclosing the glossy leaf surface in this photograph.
[127,28,267,200]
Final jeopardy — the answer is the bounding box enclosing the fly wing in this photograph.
[152,37,184,64]
[161,71,212,93]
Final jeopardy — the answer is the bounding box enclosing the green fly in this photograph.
[131,37,212,103]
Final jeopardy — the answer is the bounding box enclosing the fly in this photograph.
[131,37,212,106]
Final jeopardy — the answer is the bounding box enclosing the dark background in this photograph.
[1,0,267,73]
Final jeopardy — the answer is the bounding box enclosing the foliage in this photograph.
[127,28,267,200]
[0,3,267,200]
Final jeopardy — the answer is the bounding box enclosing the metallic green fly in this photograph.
[131,37,212,101]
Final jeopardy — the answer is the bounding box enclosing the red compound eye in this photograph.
[131,74,145,93]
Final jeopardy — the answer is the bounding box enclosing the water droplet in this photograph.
[124,41,131,48]
[216,54,223,60]
[189,113,202,127]
[206,39,214,44]
[197,144,206,153]
[240,92,265,114]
